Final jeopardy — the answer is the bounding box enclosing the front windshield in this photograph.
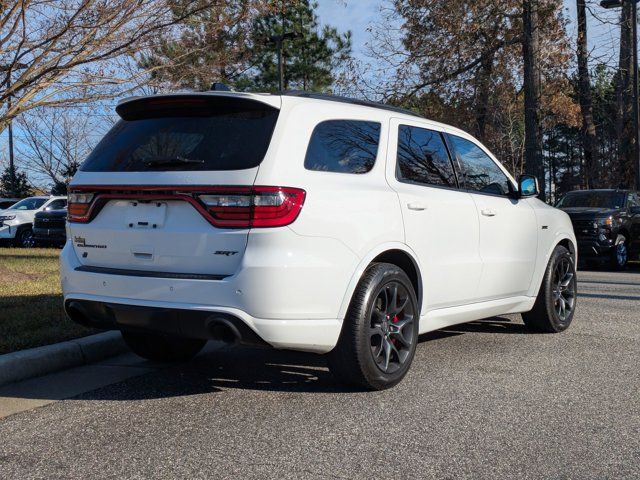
[556,192,625,209]
[7,198,47,211]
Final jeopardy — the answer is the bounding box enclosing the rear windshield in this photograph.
[81,96,279,172]
[556,192,626,209]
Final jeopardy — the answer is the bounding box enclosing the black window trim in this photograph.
[444,132,517,199]
[304,118,383,176]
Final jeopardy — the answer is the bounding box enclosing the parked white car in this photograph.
[0,196,67,247]
[61,91,577,389]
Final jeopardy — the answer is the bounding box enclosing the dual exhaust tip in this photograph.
[66,300,252,346]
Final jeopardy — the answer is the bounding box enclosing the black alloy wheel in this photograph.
[611,235,628,270]
[523,245,577,333]
[327,263,419,390]
[369,281,416,374]
[551,256,576,323]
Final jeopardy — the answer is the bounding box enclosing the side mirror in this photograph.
[518,175,539,198]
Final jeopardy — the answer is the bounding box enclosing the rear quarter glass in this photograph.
[80,96,279,172]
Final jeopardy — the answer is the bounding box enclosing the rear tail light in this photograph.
[67,186,305,228]
[67,193,94,222]
[199,187,306,228]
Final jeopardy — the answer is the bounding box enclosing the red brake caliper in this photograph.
[391,315,399,345]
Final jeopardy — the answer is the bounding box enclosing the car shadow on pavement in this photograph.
[0,316,528,406]
[441,316,528,335]
[69,316,527,400]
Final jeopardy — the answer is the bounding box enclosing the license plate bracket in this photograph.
[124,201,167,229]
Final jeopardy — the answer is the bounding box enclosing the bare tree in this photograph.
[0,0,219,133]
[16,107,108,193]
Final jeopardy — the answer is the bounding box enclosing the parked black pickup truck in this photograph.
[556,189,640,269]
[33,208,67,247]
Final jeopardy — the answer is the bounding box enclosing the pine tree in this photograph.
[243,0,351,92]
[140,0,265,91]
[0,166,32,198]
[140,0,351,93]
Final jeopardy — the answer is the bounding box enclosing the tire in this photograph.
[16,227,36,248]
[522,245,577,333]
[610,234,628,271]
[327,262,419,390]
[121,331,206,362]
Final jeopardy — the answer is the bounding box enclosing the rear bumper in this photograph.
[63,294,342,354]
[60,228,357,353]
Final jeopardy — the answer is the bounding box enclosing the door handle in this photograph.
[407,202,427,211]
[481,208,497,217]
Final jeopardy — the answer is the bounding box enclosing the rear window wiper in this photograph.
[144,156,205,167]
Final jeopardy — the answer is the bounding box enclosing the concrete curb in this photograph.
[0,331,127,387]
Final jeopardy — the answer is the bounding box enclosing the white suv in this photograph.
[0,196,67,247]
[61,92,577,390]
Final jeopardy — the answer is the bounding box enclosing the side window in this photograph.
[396,125,457,188]
[449,135,512,196]
[628,193,639,208]
[46,200,67,210]
[304,120,381,174]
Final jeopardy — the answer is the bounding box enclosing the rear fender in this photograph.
[337,242,423,321]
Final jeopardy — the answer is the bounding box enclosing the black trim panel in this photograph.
[64,299,270,347]
[75,265,229,281]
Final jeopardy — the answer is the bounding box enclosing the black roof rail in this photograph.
[278,90,424,119]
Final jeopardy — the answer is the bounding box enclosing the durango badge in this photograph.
[74,236,107,249]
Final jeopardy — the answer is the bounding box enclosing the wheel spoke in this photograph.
[388,340,402,365]
[391,317,413,347]
[560,272,574,288]
[372,341,384,360]
[383,337,392,371]
[391,296,408,317]
[563,292,575,310]
[387,284,398,316]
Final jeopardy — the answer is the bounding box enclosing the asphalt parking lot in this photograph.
[0,268,638,479]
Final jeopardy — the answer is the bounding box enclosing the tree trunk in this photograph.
[576,0,598,189]
[474,50,495,141]
[615,0,635,188]
[522,0,545,200]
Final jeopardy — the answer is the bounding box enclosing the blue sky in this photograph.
[316,0,624,67]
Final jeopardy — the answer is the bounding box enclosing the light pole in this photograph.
[268,31,300,92]
[1,62,28,194]
[601,0,640,190]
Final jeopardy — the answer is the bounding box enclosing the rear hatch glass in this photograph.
[81,95,279,172]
